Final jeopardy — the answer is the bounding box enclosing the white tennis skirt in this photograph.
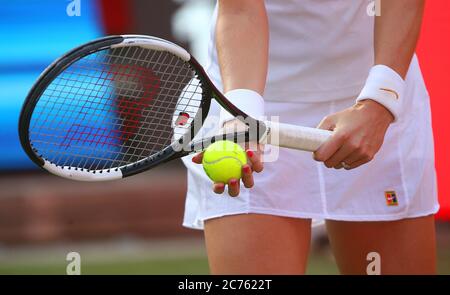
[181,57,439,230]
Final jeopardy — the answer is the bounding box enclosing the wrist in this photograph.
[356,65,405,122]
[219,89,265,127]
[356,100,394,124]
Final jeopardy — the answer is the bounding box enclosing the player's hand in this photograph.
[192,148,263,197]
[192,119,264,197]
[313,100,394,170]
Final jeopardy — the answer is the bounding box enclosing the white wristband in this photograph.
[356,65,405,122]
[219,89,265,127]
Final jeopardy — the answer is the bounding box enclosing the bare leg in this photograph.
[326,215,436,274]
[204,213,311,274]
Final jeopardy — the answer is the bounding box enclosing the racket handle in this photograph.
[262,121,332,152]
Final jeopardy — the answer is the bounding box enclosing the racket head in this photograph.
[19,35,213,181]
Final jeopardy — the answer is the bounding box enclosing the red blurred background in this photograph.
[417,0,450,220]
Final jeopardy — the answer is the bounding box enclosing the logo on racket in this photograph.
[61,64,161,148]
[112,64,161,142]
[175,112,190,126]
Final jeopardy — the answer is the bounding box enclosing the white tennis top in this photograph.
[207,0,374,102]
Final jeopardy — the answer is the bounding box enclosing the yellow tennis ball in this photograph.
[202,140,247,183]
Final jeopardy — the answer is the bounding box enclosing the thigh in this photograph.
[204,213,311,274]
[326,215,436,274]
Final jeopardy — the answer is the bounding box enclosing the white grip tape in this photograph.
[261,121,332,152]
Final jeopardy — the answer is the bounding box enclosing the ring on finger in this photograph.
[341,161,351,170]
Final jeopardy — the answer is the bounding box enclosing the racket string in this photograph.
[30,45,204,171]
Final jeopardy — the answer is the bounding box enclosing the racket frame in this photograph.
[19,35,265,181]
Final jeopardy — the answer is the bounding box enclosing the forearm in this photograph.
[375,0,425,78]
[216,0,268,94]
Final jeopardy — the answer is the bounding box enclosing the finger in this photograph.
[191,152,204,164]
[341,149,366,165]
[213,183,225,194]
[345,158,370,170]
[334,162,344,169]
[247,150,263,173]
[227,178,240,197]
[241,164,254,188]
[338,153,373,169]
[341,150,374,170]
[317,115,336,131]
[324,143,355,168]
[313,132,348,163]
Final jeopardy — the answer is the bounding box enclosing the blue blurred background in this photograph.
[0,0,212,170]
[0,0,102,169]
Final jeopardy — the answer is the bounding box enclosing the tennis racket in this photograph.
[19,35,332,181]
